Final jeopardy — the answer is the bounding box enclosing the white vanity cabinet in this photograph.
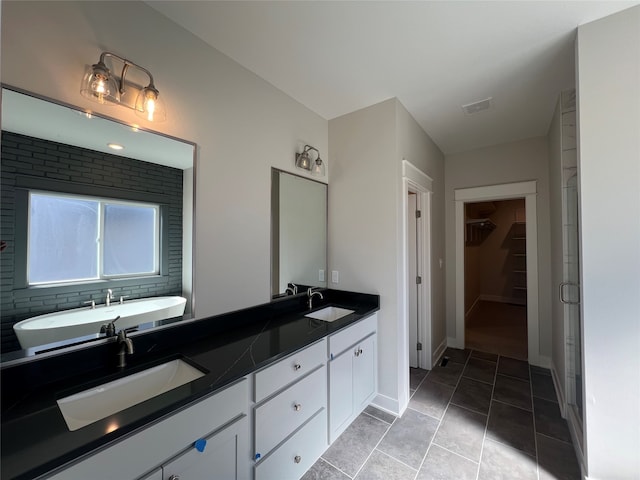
[45,378,250,480]
[252,338,328,480]
[328,313,377,443]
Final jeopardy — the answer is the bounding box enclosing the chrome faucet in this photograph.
[307,288,324,309]
[100,315,121,337]
[105,289,114,307]
[116,329,134,368]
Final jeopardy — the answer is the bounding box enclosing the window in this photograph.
[28,191,159,285]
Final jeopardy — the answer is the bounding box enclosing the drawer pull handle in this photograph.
[169,476,180,480]
[293,363,302,371]
[294,455,302,464]
[294,403,302,411]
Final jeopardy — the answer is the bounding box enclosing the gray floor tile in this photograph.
[409,379,455,420]
[433,404,487,462]
[478,439,537,480]
[364,405,397,425]
[322,412,390,477]
[487,401,536,456]
[451,376,493,415]
[377,408,439,469]
[537,433,582,480]
[463,357,497,385]
[354,450,417,480]
[410,367,429,390]
[471,350,498,362]
[532,371,558,402]
[416,445,478,480]
[530,365,552,376]
[427,361,465,387]
[301,458,350,480]
[493,374,532,411]
[497,356,530,380]
[533,396,572,443]
[443,347,471,364]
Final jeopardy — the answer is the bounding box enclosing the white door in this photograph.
[408,193,419,368]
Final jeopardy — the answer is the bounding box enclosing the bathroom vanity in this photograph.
[0,289,379,480]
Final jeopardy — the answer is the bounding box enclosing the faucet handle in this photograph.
[119,295,130,304]
[83,300,96,309]
[100,315,121,337]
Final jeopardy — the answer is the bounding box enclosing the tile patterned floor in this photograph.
[302,348,581,480]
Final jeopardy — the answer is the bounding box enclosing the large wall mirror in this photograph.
[271,168,327,298]
[0,87,196,357]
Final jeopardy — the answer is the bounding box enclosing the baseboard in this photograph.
[533,355,551,369]
[550,363,566,417]
[432,337,447,366]
[371,393,400,417]
[465,296,481,319]
[479,294,526,306]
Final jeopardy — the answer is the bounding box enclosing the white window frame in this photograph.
[27,190,160,285]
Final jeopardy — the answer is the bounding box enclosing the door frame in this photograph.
[454,181,541,366]
[401,160,433,375]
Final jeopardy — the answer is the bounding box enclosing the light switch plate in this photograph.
[331,270,339,284]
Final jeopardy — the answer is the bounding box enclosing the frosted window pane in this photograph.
[103,204,157,275]
[29,194,99,283]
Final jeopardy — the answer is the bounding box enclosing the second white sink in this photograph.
[305,306,355,322]
[57,359,206,431]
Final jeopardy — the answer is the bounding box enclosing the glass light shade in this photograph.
[296,151,312,171]
[80,63,119,105]
[311,158,325,176]
[135,86,166,122]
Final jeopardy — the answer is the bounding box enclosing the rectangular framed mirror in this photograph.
[0,87,196,357]
[271,168,327,298]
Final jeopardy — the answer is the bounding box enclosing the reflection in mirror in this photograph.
[0,87,196,356]
[271,168,327,298]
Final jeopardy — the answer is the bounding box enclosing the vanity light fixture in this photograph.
[107,143,124,151]
[295,145,325,177]
[81,51,167,122]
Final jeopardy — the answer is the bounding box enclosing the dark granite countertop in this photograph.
[0,289,379,480]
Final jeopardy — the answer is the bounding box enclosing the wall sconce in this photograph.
[81,51,166,122]
[295,145,325,176]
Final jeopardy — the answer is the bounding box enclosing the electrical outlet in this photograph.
[331,270,339,284]
[319,269,325,282]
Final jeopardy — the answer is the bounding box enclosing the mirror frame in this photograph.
[270,167,328,299]
[0,85,198,361]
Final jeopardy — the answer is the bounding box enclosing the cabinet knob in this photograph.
[169,476,180,480]
[293,403,302,411]
[293,363,302,371]
[294,455,302,464]
[359,348,363,355]
[354,349,360,357]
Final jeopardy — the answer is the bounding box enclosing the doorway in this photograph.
[454,181,541,366]
[464,199,528,359]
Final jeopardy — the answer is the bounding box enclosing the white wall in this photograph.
[1,1,328,318]
[329,98,445,414]
[576,6,640,479]
[444,137,552,360]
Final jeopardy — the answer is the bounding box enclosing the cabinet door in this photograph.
[328,349,354,442]
[163,415,249,480]
[353,334,376,413]
[138,469,162,480]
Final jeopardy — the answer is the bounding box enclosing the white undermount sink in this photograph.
[305,306,355,322]
[57,359,206,431]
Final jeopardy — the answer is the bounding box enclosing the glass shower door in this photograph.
[563,174,583,430]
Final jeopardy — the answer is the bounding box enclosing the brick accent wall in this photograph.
[1,131,183,352]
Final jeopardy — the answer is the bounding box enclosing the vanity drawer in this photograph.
[254,409,327,480]
[255,364,326,457]
[329,313,377,357]
[254,338,326,402]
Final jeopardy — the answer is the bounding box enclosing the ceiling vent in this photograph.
[462,97,492,115]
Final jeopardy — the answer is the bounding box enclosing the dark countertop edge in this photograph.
[1,289,380,480]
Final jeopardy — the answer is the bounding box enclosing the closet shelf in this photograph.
[466,218,496,230]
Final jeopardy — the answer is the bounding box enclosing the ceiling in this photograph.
[2,89,194,170]
[148,1,638,155]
